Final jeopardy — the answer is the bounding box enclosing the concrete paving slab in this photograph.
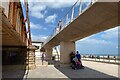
[26,66,68,78]
[3,60,119,79]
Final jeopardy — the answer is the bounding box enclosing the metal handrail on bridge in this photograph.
[43,0,97,47]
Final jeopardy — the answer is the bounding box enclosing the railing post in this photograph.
[103,56,104,61]
[71,6,74,22]
[79,0,82,15]
[66,14,68,25]
[109,56,110,62]
[99,56,100,61]
[115,56,116,63]
[109,56,111,63]
[95,55,96,61]
[91,0,96,5]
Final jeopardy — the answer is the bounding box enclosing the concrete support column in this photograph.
[60,41,75,66]
[26,45,36,70]
[45,48,53,64]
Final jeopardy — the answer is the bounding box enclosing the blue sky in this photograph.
[21,0,118,56]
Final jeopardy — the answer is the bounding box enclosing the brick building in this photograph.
[1,0,36,78]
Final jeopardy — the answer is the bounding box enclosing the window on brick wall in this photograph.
[8,2,14,26]
[16,8,21,34]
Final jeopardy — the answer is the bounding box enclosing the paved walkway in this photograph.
[55,61,119,78]
[82,60,119,77]
[25,65,67,79]
[23,60,119,79]
[3,59,119,79]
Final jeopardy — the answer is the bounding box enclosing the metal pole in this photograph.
[103,56,104,62]
[79,0,82,15]
[71,6,74,22]
[66,14,68,25]
[95,55,96,61]
[115,56,116,63]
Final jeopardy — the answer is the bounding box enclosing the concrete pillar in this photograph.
[26,45,36,70]
[60,41,75,66]
[45,48,52,64]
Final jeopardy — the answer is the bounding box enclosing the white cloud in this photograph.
[28,0,119,19]
[43,27,47,30]
[30,12,44,19]
[48,24,56,28]
[28,0,78,9]
[30,22,48,30]
[45,14,57,23]
[78,27,119,45]
[31,34,48,42]
[76,37,118,55]
[101,27,118,40]
[29,0,77,2]
[76,27,118,55]
[28,0,78,19]
[28,0,120,3]
[79,35,96,42]
[78,38,113,45]
[29,3,46,19]
[30,22,42,29]
[44,10,48,15]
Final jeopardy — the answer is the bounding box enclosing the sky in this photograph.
[21,0,119,56]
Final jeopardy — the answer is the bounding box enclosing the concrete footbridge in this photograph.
[41,0,119,65]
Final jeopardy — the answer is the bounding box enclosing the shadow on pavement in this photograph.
[55,66,119,80]
[2,47,28,80]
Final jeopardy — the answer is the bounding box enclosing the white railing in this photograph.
[81,54,120,64]
[51,54,120,65]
